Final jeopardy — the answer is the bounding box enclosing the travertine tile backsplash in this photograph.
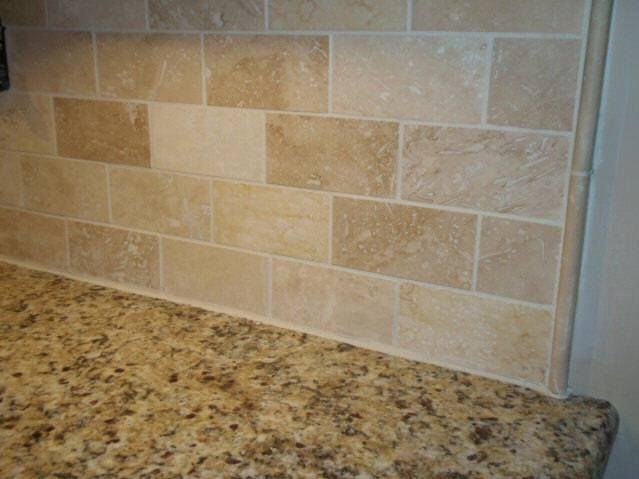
[0,0,593,392]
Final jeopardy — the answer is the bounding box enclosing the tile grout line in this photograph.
[91,32,101,96]
[208,179,215,243]
[392,282,401,346]
[158,235,165,291]
[144,0,150,31]
[199,33,207,105]
[105,165,114,223]
[63,219,71,269]
[480,36,494,125]
[264,0,269,31]
[471,215,483,291]
[395,123,404,199]
[267,256,273,317]
[49,96,59,156]
[406,0,413,32]
[327,34,333,113]
[327,195,333,264]
[261,111,267,182]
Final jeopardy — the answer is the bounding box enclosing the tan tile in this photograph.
[0,208,66,269]
[162,238,268,315]
[333,36,488,122]
[205,35,328,112]
[266,114,398,196]
[0,151,23,207]
[46,0,146,29]
[272,259,395,343]
[55,98,150,167]
[401,126,570,220]
[97,33,202,104]
[0,93,55,155]
[151,104,264,181]
[269,0,406,31]
[21,155,109,222]
[477,218,561,304]
[0,0,46,26]
[213,182,329,261]
[149,0,264,31]
[488,39,581,131]
[68,221,160,289]
[412,0,585,33]
[110,168,211,241]
[7,30,96,96]
[333,197,476,288]
[398,283,552,384]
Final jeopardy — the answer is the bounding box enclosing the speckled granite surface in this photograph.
[0,262,617,478]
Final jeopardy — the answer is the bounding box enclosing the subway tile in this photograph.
[97,33,202,104]
[266,114,398,196]
[150,104,264,181]
[398,283,552,384]
[0,0,46,26]
[205,35,328,112]
[0,151,23,206]
[162,238,268,315]
[213,181,329,261]
[401,126,570,220]
[46,0,146,30]
[149,0,265,31]
[110,167,211,241]
[477,217,561,304]
[68,221,160,289]
[55,98,150,167]
[488,39,581,131]
[0,93,55,155]
[332,197,476,288]
[332,35,488,122]
[21,155,109,222]
[272,259,395,344]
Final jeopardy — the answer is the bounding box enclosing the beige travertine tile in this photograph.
[0,0,46,26]
[97,33,202,104]
[398,283,552,384]
[162,238,268,315]
[477,218,561,304]
[272,259,395,343]
[68,221,160,289]
[205,35,328,112]
[401,126,570,220]
[332,36,488,122]
[46,0,146,29]
[7,30,96,96]
[0,151,23,206]
[412,0,585,34]
[269,0,407,31]
[149,0,264,31]
[488,39,581,131]
[151,104,264,181]
[213,182,329,261]
[110,168,211,241]
[266,114,398,196]
[55,98,150,167]
[333,197,476,288]
[21,155,109,222]
[0,93,55,155]
[0,208,66,269]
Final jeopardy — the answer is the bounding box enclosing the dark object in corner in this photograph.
[0,19,9,91]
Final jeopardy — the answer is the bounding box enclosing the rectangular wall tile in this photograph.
[398,283,552,384]
[213,182,329,261]
[149,0,265,31]
[0,0,46,26]
[0,151,23,207]
[97,33,202,104]
[205,35,328,112]
[55,98,150,167]
[401,126,570,220]
[333,36,488,122]
[272,259,395,343]
[162,238,268,315]
[151,104,264,181]
[333,197,476,288]
[0,93,55,155]
[21,155,109,222]
[110,168,211,241]
[46,0,146,30]
[68,222,160,289]
[7,30,96,96]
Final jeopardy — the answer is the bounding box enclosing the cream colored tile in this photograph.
[332,197,476,288]
[110,168,211,241]
[46,0,146,29]
[213,182,329,261]
[55,98,150,167]
[205,35,328,112]
[401,126,570,220]
[0,0,46,26]
[97,33,202,104]
[0,151,23,207]
[68,221,160,289]
[7,30,96,96]
[488,39,581,131]
[0,93,55,155]
[149,0,264,31]
[21,155,109,222]
[477,218,561,304]
[398,283,552,384]
[272,259,395,343]
[151,104,264,181]
[162,238,268,315]
[333,36,488,122]
[266,114,398,196]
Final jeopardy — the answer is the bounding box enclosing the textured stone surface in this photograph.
[0,93,55,155]
[0,151,22,207]
[46,0,146,29]
[0,0,45,26]
[149,0,265,31]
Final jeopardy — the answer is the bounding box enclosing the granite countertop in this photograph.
[0,262,617,478]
